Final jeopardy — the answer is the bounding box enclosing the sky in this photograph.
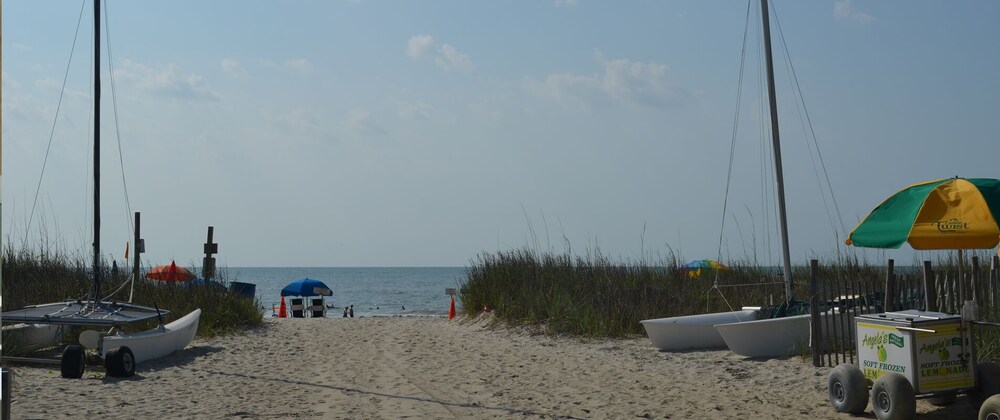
[2,0,999,268]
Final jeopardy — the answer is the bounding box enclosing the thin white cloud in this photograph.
[434,44,474,72]
[285,58,314,75]
[406,35,474,73]
[530,50,681,109]
[346,109,386,136]
[407,34,435,59]
[275,107,321,131]
[397,100,433,119]
[554,0,578,6]
[834,0,874,24]
[116,59,220,101]
[221,58,249,80]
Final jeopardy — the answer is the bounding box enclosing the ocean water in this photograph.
[222,267,467,318]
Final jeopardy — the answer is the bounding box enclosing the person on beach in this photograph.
[349,305,354,318]
[342,307,348,318]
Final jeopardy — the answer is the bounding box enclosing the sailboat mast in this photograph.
[759,0,794,305]
[92,0,102,303]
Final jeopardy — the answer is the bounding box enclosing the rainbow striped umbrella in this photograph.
[845,177,1000,250]
[683,259,729,278]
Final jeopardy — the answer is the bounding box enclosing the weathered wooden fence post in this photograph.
[131,212,145,300]
[884,259,896,311]
[971,255,980,304]
[203,226,218,282]
[923,261,937,312]
[809,259,821,367]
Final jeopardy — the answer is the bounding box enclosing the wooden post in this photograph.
[808,259,821,367]
[971,255,979,303]
[129,212,145,302]
[923,261,937,312]
[884,259,896,312]
[993,256,999,317]
[132,212,143,284]
[202,227,218,282]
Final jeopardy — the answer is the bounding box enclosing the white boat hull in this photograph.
[3,323,65,352]
[714,313,811,358]
[102,309,201,364]
[640,308,759,351]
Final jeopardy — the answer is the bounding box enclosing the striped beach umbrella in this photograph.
[683,259,729,278]
[845,177,1000,250]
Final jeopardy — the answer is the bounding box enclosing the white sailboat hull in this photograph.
[3,323,65,352]
[714,308,849,358]
[640,308,759,351]
[714,313,811,358]
[102,309,201,364]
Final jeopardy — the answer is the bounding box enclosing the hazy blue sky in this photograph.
[3,1,999,268]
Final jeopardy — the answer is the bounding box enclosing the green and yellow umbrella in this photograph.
[846,177,1000,250]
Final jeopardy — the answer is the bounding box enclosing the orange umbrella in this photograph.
[146,261,197,282]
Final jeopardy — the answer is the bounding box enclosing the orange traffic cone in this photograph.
[448,296,456,320]
[279,296,287,318]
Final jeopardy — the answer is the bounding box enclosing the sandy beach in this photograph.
[8,316,980,419]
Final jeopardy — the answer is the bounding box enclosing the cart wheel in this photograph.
[60,344,86,379]
[828,363,869,414]
[105,346,136,378]
[980,394,1000,420]
[926,391,957,406]
[977,362,1000,404]
[871,372,915,420]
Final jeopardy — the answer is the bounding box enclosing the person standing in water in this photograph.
[349,305,354,318]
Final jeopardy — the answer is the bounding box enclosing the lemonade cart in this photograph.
[828,310,1000,420]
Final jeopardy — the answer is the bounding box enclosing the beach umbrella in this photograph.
[683,259,729,278]
[845,177,1000,250]
[146,261,197,282]
[280,278,332,297]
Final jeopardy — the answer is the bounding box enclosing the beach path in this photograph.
[9,317,980,418]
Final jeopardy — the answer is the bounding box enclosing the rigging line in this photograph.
[770,11,839,244]
[104,1,135,240]
[771,9,848,240]
[755,3,777,267]
[25,1,90,248]
[716,0,754,288]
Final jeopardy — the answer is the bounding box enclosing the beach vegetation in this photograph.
[1,243,263,356]
[460,248,1000,365]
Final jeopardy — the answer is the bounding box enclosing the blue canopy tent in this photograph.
[280,278,332,297]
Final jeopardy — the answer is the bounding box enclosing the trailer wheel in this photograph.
[977,362,1000,404]
[828,363,869,414]
[105,346,136,377]
[871,372,915,420]
[980,394,1000,420]
[60,345,86,379]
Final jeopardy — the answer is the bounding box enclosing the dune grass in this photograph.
[459,248,1000,365]
[1,245,263,355]
[460,248,792,337]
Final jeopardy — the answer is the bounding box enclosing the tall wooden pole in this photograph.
[91,0,103,304]
[760,0,794,304]
[130,212,142,301]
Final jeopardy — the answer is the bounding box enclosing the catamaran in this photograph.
[2,0,200,378]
